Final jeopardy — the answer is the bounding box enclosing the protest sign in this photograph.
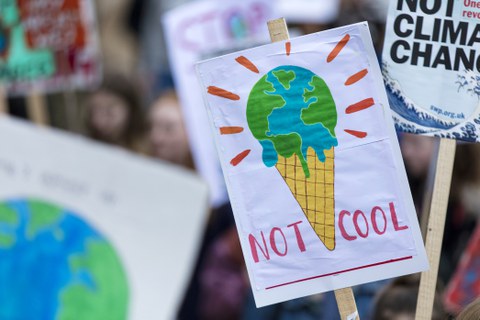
[163,0,276,207]
[382,0,480,141]
[0,0,101,95]
[382,2,479,318]
[0,117,209,319]
[197,22,428,307]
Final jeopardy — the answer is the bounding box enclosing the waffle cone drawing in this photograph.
[276,147,335,250]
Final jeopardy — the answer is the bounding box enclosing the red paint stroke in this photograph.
[327,34,350,63]
[286,41,291,56]
[220,126,244,135]
[230,149,251,166]
[344,129,367,138]
[266,256,413,290]
[207,86,240,100]
[346,98,375,114]
[345,69,369,86]
[235,56,259,73]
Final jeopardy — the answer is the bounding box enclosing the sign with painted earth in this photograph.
[197,22,428,307]
[0,198,128,319]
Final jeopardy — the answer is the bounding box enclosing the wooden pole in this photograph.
[415,138,456,320]
[26,91,49,126]
[335,288,360,320]
[267,17,359,320]
[0,85,7,114]
[420,138,440,240]
[267,18,290,42]
[60,49,80,132]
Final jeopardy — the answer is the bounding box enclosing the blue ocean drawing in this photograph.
[381,61,480,142]
[456,70,480,98]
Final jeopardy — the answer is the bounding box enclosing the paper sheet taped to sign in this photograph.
[197,22,428,307]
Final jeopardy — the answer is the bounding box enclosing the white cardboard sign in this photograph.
[0,117,209,319]
[196,22,428,307]
[163,0,276,207]
[383,0,480,141]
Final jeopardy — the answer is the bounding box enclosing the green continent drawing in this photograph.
[0,198,129,319]
[246,65,338,177]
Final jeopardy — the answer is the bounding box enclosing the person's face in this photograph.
[400,134,435,179]
[87,90,129,142]
[149,98,190,166]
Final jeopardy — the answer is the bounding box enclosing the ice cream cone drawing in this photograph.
[204,34,376,252]
[246,65,338,250]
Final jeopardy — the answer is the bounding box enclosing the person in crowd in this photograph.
[400,134,437,213]
[84,74,147,153]
[148,90,193,168]
[128,0,189,102]
[400,134,480,284]
[371,275,446,320]
[146,89,246,319]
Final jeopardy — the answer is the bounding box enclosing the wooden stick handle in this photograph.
[415,138,456,320]
[420,138,440,240]
[335,287,360,320]
[0,86,7,114]
[267,18,290,42]
[27,91,49,126]
[267,16,359,320]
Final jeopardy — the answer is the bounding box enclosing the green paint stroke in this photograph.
[273,69,295,89]
[27,200,62,239]
[58,240,129,320]
[246,65,338,177]
[0,203,17,225]
[0,203,17,248]
[0,233,14,247]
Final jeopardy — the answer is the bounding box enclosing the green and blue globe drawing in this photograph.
[0,198,129,319]
[246,65,338,178]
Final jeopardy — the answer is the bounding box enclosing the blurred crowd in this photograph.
[5,0,480,319]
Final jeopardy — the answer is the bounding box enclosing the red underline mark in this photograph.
[266,256,413,290]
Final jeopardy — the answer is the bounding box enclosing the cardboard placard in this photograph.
[382,0,480,141]
[0,117,209,319]
[0,0,101,95]
[163,0,276,207]
[196,22,428,307]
